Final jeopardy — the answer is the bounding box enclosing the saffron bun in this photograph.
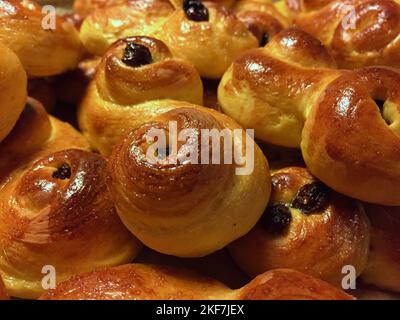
[78,36,203,156]
[106,105,271,257]
[73,0,126,17]
[0,99,141,299]
[0,43,27,143]
[219,27,400,205]
[276,0,400,69]
[229,167,370,286]
[234,0,290,44]
[153,1,258,78]
[361,205,400,292]
[0,0,83,77]
[79,0,174,56]
[39,264,354,300]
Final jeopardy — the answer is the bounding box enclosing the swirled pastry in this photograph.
[80,0,174,55]
[78,36,203,155]
[229,167,370,286]
[361,205,400,292]
[73,0,126,17]
[106,106,271,257]
[153,1,258,78]
[39,264,354,300]
[276,0,400,69]
[0,43,27,143]
[219,28,400,205]
[0,0,83,77]
[0,99,140,299]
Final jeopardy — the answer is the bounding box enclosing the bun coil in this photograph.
[39,264,354,300]
[107,106,271,257]
[219,28,400,205]
[229,167,370,286]
[0,99,140,299]
[78,36,203,155]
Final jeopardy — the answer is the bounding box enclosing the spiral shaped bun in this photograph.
[361,205,400,292]
[229,167,370,285]
[234,0,289,44]
[0,43,27,142]
[154,2,258,78]
[39,264,354,300]
[73,0,125,17]
[78,36,203,155]
[0,100,140,299]
[0,276,8,300]
[0,0,83,77]
[80,0,174,55]
[302,67,400,205]
[279,0,400,69]
[219,28,400,205]
[107,105,270,257]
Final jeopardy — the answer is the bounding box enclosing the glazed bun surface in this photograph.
[229,167,370,286]
[39,264,354,300]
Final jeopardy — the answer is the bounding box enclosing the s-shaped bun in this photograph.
[0,99,140,299]
[78,36,203,155]
[229,167,370,286]
[219,28,400,205]
[277,0,400,69]
[39,264,354,300]
[106,106,271,257]
[0,0,83,77]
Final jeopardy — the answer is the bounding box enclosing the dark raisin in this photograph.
[260,32,269,46]
[292,182,330,214]
[261,204,292,234]
[52,163,71,180]
[122,42,152,68]
[183,0,209,22]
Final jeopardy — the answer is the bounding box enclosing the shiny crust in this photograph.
[73,0,125,17]
[107,106,271,257]
[234,0,290,42]
[80,0,174,55]
[281,0,400,69]
[302,67,400,205]
[155,2,258,78]
[39,264,354,300]
[219,27,400,205]
[78,36,203,156]
[362,205,400,292]
[0,100,140,299]
[0,43,27,142]
[0,0,83,77]
[229,167,370,286]
[218,28,339,148]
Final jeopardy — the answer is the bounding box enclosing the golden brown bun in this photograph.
[80,0,174,55]
[39,264,354,300]
[0,99,141,299]
[170,0,237,9]
[154,2,258,78]
[219,27,339,148]
[78,36,203,155]
[106,106,271,257]
[234,0,290,44]
[73,0,126,17]
[0,0,83,77]
[278,0,400,69]
[0,276,8,300]
[229,167,370,286]
[361,205,400,292]
[0,43,27,142]
[219,28,400,205]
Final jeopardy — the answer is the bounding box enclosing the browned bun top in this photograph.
[238,269,354,300]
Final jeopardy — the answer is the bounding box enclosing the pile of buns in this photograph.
[0,0,399,300]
